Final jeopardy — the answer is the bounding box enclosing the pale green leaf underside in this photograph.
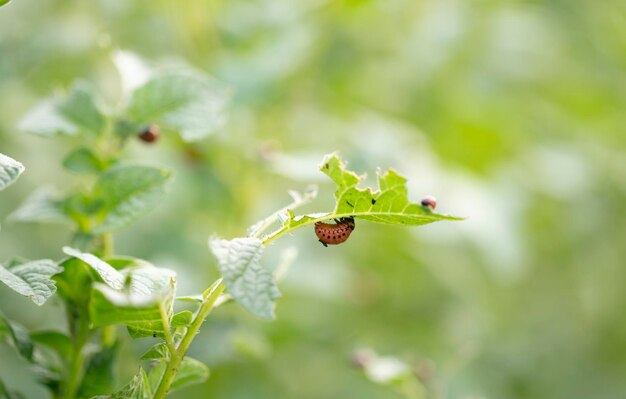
[209,237,280,319]
[0,153,25,191]
[92,164,173,233]
[0,260,62,305]
[63,248,176,337]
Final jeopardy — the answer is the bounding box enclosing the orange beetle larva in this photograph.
[314,217,355,247]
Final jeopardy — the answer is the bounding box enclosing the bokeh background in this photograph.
[2,0,626,398]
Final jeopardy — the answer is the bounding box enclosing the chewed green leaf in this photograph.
[0,260,62,305]
[0,153,25,191]
[209,237,280,319]
[325,154,460,224]
[284,154,462,231]
[127,69,231,142]
[91,164,173,233]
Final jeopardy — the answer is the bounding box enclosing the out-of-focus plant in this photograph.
[0,62,460,398]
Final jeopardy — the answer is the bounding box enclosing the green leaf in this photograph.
[139,342,168,360]
[0,0,12,8]
[171,310,193,328]
[62,147,107,174]
[79,346,117,397]
[92,368,152,399]
[0,259,63,305]
[169,357,210,392]
[89,267,176,338]
[127,70,231,142]
[54,257,93,305]
[0,153,25,191]
[208,237,280,319]
[8,186,70,224]
[0,378,25,399]
[91,164,173,233]
[18,100,78,137]
[0,311,34,361]
[18,82,106,138]
[29,331,72,360]
[62,247,125,289]
[56,82,106,136]
[266,154,463,243]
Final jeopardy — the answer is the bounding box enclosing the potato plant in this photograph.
[0,68,460,398]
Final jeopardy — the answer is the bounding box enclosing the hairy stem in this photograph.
[64,304,90,399]
[153,279,225,399]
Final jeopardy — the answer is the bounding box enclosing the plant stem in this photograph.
[153,279,225,399]
[64,304,90,399]
[102,233,114,258]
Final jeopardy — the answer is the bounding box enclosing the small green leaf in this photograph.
[62,147,107,174]
[170,357,209,392]
[91,164,173,233]
[127,70,231,142]
[92,368,152,399]
[171,310,193,328]
[0,0,12,8]
[18,100,78,137]
[56,82,106,136]
[139,342,168,360]
[208,237,280,319]
[0,260,63,305]
[8,186,70,224]
[0,153,25,191]
[29,331,72,360]
[0,311,34,361]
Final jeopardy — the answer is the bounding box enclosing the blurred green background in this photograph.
[1,0,626,398]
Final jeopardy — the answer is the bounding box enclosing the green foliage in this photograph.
[62,148,109,174]
[0,0,11,8]
[127,70,231,142]
[94,368,152,399]
[210,154,460,320]
[0,153,24,191]
[18,82,106,137]
[209,237,279,319]
[0,259,62,305]
[91,165,173,234]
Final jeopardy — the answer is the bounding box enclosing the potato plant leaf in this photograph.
[0,153,24,191]
[265,153,462,243]
[0,260,63,305]
[0,311,34,361]
[127,70,231,142]
[208,237,280,319]
[18,82,106,137]
[169,357,210,392]
[91,164,173,233]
